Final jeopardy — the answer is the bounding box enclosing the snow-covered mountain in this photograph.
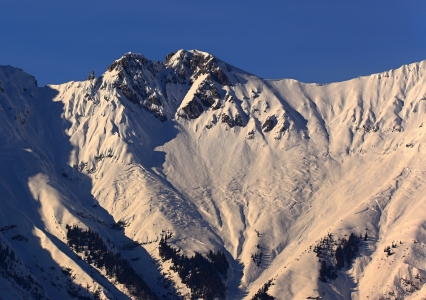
[1,50,426,299]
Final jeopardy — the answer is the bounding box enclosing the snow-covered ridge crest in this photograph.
[2,53,426,299]
[99,50,236,122]
[106,52,168,121]
[164,49,234,86]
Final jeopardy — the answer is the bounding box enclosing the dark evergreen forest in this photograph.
[0,240,45,299]
[251,279,275,300]
[66,224,157,299]
[313,233,362,282]
[159,235,229,299]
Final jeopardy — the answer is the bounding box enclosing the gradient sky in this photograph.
[1,1,425,86]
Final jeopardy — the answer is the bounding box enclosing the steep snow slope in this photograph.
[0,66,126,299]
[1,51,426,299]
[155,56,426,299]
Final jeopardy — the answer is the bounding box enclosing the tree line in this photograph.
[313,232,362,282]
[158,235,229,299]
[66,224,157,299]
[0,241,45,299]
[251,279,275,300]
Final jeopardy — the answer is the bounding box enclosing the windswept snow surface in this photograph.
[1,51,426,299]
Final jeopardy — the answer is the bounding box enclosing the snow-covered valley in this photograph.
[1,50,426,299]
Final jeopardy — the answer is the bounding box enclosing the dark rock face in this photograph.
[108,53,167,121]
[87,71,95,81]
[164,52,176,65]
[279,121,288,132]
[106,50,233,122]
[234,114,246,127]
[164,50,232,87]
[224,94,235,103]
[164,51,192,85]
[108,53,149,73]
[262,116,277,132]
[178,99,204,119]
[177,75,227,119]
[194,79,223,108]
[189,53,232,86]
[221,113,235,127]
[119,85,140,104]
[211,102,222,110]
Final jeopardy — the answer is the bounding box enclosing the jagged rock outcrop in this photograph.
[262,115,277,132]
[178,98,204,119]
[221,113,235,127]
[108,53,167,121]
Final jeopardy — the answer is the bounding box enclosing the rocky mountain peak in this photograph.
[99,50,236,122]
[164,49,233,86]
[105,52,167,121]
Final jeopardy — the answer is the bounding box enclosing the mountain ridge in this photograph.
[1,51,426,299]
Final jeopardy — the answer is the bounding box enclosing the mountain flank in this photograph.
[0,51,426,299]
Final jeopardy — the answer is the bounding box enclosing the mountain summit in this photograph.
[1,51,426,299]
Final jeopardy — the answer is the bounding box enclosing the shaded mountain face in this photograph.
[1,51,426,299]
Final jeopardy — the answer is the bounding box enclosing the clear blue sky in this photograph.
[1,1,425,86]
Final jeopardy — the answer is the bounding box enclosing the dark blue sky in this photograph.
[1,1,425,85]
